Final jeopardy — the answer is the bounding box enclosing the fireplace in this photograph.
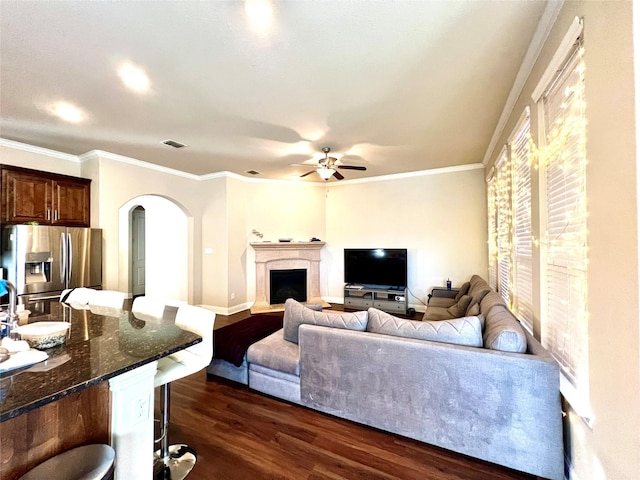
[250,241,329,313]
[270,269,307,304]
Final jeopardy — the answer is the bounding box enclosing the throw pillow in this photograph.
[446,294,472,318]
[454,281,471,302]
[466,300,480,317]
[367,308,483,347]
[283,298,368,344]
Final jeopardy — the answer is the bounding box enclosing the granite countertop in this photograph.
[0,301,201,422]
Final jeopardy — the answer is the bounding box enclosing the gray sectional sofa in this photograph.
[209,275,564,480]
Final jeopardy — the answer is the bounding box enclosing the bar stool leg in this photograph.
[153,383,197,480]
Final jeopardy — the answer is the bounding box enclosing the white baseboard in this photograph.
[197,301,252,316]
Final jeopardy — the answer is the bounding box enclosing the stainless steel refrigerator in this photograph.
[1,225,102,307]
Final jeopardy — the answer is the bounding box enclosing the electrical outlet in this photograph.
[135,395,149,422]
[230,292,235,300]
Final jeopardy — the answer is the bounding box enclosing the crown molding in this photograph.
[481,0,564,166]
[326,163,485,186]
[199,170,327,186]
[80,149,202,180]
[0,137,80,162]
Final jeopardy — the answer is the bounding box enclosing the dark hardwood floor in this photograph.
[164,305,535,480]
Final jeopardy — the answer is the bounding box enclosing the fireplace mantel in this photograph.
[250,242,329,313]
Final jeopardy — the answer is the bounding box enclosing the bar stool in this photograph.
[89,290,127,309]
[153,304,215,479]
[19,444,115,480]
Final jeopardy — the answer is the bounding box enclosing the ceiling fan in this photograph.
[297,147,367,181]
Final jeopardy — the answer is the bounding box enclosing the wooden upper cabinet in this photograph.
[52,178,90,226]
[1,165,91,227]
[2,168,51,223]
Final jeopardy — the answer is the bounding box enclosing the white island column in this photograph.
[108,361,158,479]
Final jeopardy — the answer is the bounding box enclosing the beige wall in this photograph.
[200,175,229,309]
[325,167,488,308]
[484,2,640,478]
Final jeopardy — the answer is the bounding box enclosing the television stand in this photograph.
[343,285,408,315]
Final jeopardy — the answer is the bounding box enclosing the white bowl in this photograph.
[16,322,70,349]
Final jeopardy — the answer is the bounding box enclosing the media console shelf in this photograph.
[343,285,408,315]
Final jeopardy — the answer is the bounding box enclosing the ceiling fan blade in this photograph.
[299,170,316,178]
[290,162,318,167]
[332,170,345,180]
[337,165,367,171]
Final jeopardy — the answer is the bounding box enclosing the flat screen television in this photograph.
[344,248,407,289]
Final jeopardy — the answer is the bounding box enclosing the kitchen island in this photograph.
[0,301,202,479]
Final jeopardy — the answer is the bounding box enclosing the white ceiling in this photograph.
[0,0,548,181]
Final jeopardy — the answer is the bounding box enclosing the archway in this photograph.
[118,195,193,303]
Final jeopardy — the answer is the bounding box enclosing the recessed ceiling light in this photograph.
[118,62,150,93]
[244,0,274,33]
[49,101,84,123]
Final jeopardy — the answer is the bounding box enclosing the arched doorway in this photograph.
[118,195,193,303]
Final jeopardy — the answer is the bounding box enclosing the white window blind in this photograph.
[510,108,534,331]
[540,43,588,391]
[487,175,498,291]
[495,148,512,306]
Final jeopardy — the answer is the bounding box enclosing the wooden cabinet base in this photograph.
[0,382,110,480]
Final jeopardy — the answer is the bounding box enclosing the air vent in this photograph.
[245,170,261,175]
[161,139,187,149]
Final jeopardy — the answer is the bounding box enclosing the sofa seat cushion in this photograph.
[247,328,300,376]
[480,292,527,353]
[427,296,457,308]
[422,305,454,321]
[367,308,483,347]
[283,298,368,344]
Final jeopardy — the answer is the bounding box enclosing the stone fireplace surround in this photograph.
[250,242,329,313]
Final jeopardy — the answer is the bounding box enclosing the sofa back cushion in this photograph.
[283,298,368,344]
[480,292,527,353]
[367,308,483,347]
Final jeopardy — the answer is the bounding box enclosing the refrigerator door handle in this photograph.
[60,232,66,283]
[67,232,73,283]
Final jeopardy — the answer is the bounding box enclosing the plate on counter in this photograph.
[278,238,293,242]
[0,349,49,373]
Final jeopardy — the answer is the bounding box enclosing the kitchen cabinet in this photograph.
[1,165,91,227]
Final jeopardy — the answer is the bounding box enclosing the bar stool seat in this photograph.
[19,444,115,480]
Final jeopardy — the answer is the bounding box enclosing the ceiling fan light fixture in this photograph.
[317,167,334,181]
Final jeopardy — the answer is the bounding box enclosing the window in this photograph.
[539,41,588,394]
[495,148,512,306]
[510,108,534,331]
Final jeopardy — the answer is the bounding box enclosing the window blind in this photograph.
[540,43,588,389]
[510,108,534,331]
[495,147,511,306]
[487,175,498,291]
